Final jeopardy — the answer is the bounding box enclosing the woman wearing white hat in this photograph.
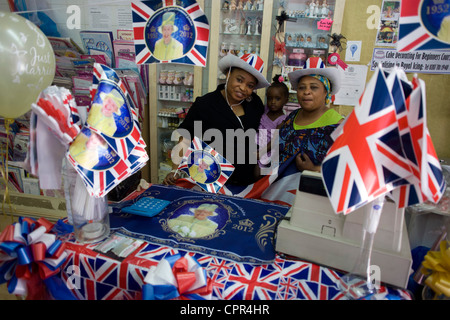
[164,53,270,186]
[265,57,345,173]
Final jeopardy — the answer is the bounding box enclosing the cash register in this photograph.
[276,171,412,288]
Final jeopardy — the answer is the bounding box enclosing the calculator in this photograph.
[122,197,171,217]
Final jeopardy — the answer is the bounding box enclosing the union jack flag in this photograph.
[397,0,450,52]
[62,275,140,300]
[63,243,140,299]
[67,141,147,197]
[90,65,139,117]
[202,257,235,299]
[94,257,147,292]
[279,260,345,300]
[89,121,144,162]
[87,65,145,162]
[177,136,235,193]
[68,63,148,197]
[222,264,281,300]
[132,0,210,66]
[177,151,301,207]
[322,67,413,214]
[389,73,446,207]
[62,89,82,130]
[322,65,446,214]
[89,63,124,103]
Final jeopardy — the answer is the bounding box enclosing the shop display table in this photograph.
[58,185,412,300]
[60,237,412,300]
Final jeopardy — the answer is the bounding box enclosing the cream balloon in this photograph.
[0,12,56,119]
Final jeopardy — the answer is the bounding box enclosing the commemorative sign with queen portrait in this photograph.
[398,0,450,51]
[131,0,210,66]
[68,63,148,197]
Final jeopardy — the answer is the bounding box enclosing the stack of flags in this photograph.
[29,63,148,198]
[321,66,446,215]
[67,63,148,197]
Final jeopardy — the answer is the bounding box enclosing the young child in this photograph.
[257,75,289,166]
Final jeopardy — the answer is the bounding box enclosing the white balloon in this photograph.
[0,12,55,119]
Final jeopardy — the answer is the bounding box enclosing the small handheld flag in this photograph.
[177,137,234,193]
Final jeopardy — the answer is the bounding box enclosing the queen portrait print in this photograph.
[168,202,228,239]
[145,7,196,61]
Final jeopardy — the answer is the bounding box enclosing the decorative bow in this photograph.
[328,33,346,52]
[273,36,286,57]
[273,57,285,68]
[275,11,289,33]
[422,240,450,298]
[142,253,212,300]
[0,217,69,299]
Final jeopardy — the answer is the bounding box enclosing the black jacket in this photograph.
[178,84,264,185]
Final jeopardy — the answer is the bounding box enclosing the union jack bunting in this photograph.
[132,0,210,66]
[222,264,281,300]
[202,257,235,299]
[322,67,413,214]
[397,0,450,52]
[177,136,235,193]
[59,229,411,300]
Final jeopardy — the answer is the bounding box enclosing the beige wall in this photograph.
[338,0,450,159]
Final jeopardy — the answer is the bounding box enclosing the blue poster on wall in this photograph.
[131,0,210,66]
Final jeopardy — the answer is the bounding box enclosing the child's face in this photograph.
[266,86,288,112]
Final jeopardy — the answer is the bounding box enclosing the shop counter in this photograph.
[58,185,412,300]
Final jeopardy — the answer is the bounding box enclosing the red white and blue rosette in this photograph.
[142,253,212,300]
[0,217,71,299]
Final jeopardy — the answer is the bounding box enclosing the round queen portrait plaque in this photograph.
[145,7,196,61]
[420,0,450,44]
